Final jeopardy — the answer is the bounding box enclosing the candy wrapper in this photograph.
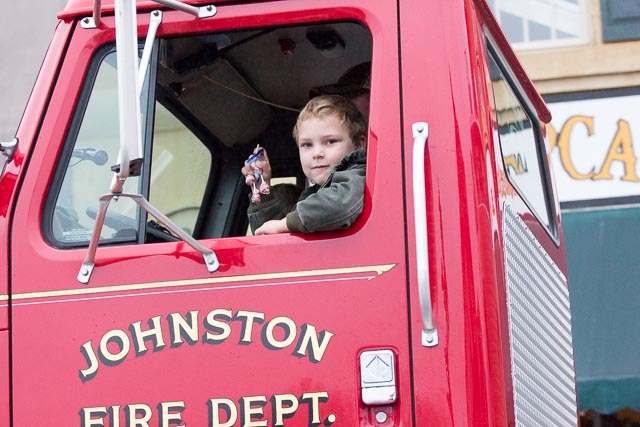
[246,148,270,203]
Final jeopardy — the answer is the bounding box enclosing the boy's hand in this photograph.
[255,218,289,235]
[241,146,272,185]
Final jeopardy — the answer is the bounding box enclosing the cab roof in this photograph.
[58,0,550,122]
[60,0,235,19]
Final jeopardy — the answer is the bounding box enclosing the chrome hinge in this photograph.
[81,16,98,29]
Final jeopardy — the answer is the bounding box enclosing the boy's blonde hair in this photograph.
[293,95,367,147]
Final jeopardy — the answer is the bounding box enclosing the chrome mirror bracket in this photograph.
[78,192,220,284]
[1,138,18,164]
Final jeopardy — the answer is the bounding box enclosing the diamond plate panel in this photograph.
[503,205,578,427]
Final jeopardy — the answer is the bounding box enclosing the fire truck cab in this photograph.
[1,0,579,425]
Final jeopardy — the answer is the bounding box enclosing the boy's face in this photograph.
[297,114,361,185]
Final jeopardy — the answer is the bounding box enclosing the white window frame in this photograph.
[491,0,591,50]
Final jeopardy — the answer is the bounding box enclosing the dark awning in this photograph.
[563,206,640,414]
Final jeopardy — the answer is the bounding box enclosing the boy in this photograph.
[241,95,367,235]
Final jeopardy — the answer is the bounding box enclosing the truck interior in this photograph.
[46,19,373,248]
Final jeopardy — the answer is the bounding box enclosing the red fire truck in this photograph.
[1,0,579,425]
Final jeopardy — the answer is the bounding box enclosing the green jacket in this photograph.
[248,149,366,233]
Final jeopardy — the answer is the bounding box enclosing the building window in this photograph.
[600,0,640,42]
[488,0,589,50]
[45,20,373,248]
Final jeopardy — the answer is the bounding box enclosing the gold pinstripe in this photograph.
[0,264,396,302]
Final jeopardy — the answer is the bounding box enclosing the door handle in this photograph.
[412,122,438,347]
[360,349,397,405]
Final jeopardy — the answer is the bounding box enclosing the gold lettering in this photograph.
[556,115,595,179]
[204,309,233,343]
[79,341,99,382]
[235,311,265,344]
[272,394,299,427]
[81,309,336,382]
[301,392,328,425]
[99,329,130,365]
[503,154,527,175]
[264,317,297,349]
[80,406,107,427]
[130,316,166,356]
[110,406,121,427]
[208,398,238,427]
[546,123,558,151]
[168,311,200,346]
[159,401,185,427]
[593,119,640,182]
[294,325,334,363]
[240,395,268,427]
[125,404,152,427]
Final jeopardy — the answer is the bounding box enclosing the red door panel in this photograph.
[10,1,412,426]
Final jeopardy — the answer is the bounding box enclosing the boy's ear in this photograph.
[356,136,366,149]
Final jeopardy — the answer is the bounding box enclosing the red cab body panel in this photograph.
[0,0,576,426]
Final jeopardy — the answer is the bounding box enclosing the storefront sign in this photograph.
[547,92,640,205]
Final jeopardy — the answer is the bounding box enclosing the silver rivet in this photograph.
[375,411,388,424]
[81,268,89,276]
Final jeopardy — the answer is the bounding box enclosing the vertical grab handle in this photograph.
[412,122,438,347]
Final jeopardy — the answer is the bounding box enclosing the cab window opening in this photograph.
[486,37,558,240]
[45,19,373,247]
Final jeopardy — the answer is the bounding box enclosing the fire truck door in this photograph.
[9,1,415,426]
[398,2,495,425]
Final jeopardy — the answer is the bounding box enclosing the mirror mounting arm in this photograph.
[1,138,17,164]
[78,193,220,284]
[81,0,216,29]
[78,0,220,284]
